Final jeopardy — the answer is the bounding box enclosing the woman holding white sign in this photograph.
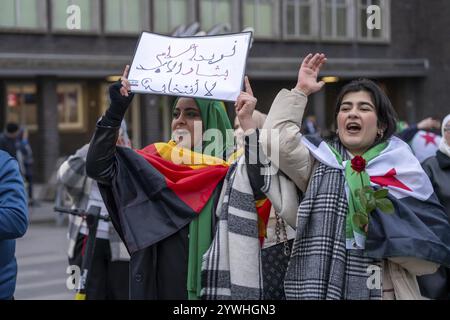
[85,66,271,300]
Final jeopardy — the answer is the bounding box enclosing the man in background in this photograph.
[0,149,28,300]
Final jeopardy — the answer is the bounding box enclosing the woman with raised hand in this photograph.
[260,53,450,300]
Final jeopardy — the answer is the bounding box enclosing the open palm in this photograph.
[296,53,327,96]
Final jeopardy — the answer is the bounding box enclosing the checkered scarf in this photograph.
[284,140,382,300]
[201,158,264,299]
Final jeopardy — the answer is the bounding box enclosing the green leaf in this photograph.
[353,212,369,228]
[363,186,374,194]
[368,196,377,212]
[374,188,389,199]
[358,189,368,211]
[376,198,395,214]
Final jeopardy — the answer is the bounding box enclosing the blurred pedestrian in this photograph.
[0,123,21,158]
[57,121,131,300]
[302,115,320,136]
[396,120,409,134]
[397,117,442,163]
[0,149,28,300]
[0,123,34,204]
[417,114,450,299]
[17,128,34,205]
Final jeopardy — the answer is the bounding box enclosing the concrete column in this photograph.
[313,88,327,133]
[139,94,161,146]
[37,77,59,183]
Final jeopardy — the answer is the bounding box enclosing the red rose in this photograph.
[351,156,366,173]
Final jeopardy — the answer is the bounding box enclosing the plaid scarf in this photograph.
[284,140,382,300]
[201,158,264,299]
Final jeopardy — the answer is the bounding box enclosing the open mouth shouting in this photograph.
[345,122,362,134]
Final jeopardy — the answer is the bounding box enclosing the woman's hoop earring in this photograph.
[377,130,384,139]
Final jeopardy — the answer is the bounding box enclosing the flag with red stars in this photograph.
[410,130,442,163]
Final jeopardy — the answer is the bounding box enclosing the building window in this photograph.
[6,84,38,130]
[242,0,279,38]
[104,0,149,34]
[283,0,319,39]
[0,0,47,30]
[57,84,84,130]
[153,0,195,34]
[51,0,100,33]
[321,0,354,40]
[200,0,233,32]
[357,0,390,41]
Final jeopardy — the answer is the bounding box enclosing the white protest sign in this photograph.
[128,32,252,102]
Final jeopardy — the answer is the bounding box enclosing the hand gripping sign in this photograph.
[128,32,252,102]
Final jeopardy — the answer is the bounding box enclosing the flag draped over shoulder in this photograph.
[136,141,271,243]
[302,135,450,267]
[137,141,229,213]
[136,141,229,300]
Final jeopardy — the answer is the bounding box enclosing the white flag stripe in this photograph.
[410,130,441,163]
[367,137,433,200]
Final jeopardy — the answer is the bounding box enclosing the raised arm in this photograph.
[397,117,441,142]
[260,53,327,192]
[86,66,134,185]
[234,76,266,199]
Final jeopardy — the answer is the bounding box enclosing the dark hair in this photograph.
[6,122,19,134]
[334,79,398,145]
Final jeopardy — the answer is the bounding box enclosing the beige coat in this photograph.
[260,88,439,300]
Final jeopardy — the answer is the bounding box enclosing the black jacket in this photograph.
[0,134,17,159]
[422,151,450,219]
[86,121,195,299]
[417,151,450,300]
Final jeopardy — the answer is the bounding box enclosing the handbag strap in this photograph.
[275,212,291,256]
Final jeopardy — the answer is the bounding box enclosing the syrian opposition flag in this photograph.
[114,141,271,253]
[410,130,442,163]
[302,135,450,267]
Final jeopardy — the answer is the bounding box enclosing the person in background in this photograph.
[0,123,34,204]
[302,115,321,136]
[397,117,442,163]
[17,128,34,205]
[0,123,21,159]
[57,121,131,300]
[417,114,450,300]
[0,149,28,300]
